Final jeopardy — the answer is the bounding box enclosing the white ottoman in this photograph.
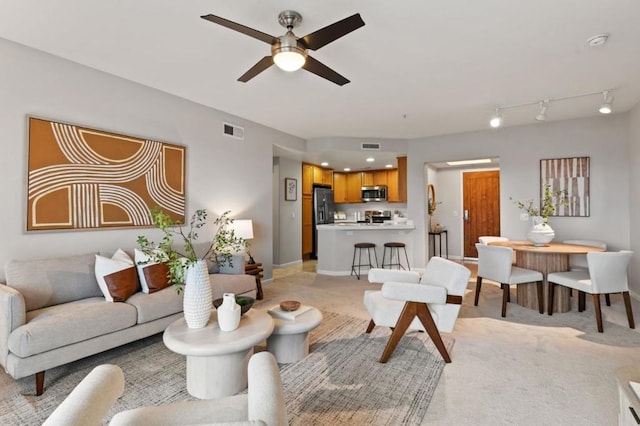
[267,307,323,363]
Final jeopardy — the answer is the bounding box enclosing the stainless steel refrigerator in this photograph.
[312,185,335,258]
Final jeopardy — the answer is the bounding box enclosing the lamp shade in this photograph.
[229,220,254,240]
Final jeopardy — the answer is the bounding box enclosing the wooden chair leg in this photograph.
[578,291,586,312]
[501,283,509,318]
[548,282,555,316]
[474,277,483,306]
[414,303,451,363]
[507,287,511,303]
[36,371,45,396]
[593,294,603,333]
[623,291,636,329]
[605,294,611,306]
[366,319,376,333]
[536,281,543,314]
[380,302,416,363]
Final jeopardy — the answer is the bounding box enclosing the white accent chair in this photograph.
[474,243,544,317]
[563,239,609,304]
[547,251,635,333]
[43,352,288,426]
[365,257,471,363]
[478,236,509,245]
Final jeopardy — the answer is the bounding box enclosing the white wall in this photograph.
[407,115,632,278]
[628,103,640,295]
[0,38,303,282]
[273,156,302,267]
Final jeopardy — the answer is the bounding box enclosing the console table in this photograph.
[245,262,264,300]
[428,230,448,259]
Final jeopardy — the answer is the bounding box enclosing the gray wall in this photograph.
[273,156,302,267]
[629,102,640,294]
[0,38,303,282]
[406,114,634,290]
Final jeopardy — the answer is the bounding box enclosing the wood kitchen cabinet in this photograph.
[346,172,362,203]
[333,172,348,203]
[302,194,313,257]
[387,169,400,202]
[302,163,313,195]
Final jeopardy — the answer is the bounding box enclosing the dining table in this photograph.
[488,240,605,313]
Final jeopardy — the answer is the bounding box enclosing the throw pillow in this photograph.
[95,249,139,302]
[104,267,140,302]
[135,248,171,293]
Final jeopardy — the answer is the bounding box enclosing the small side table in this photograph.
[267,307,323,363]
[245,262,264,300]
[428,230,449,259]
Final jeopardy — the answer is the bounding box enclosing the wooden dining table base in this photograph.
[515,250,571,313]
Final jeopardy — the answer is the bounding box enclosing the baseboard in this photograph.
[273,259,303,268]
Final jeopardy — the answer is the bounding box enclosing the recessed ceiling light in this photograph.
[366,157,375,163]
[587,33,609,47]
[321,161,329,167]
[446,159,492,166]
[343,167,351,172]
[385,164,393,168]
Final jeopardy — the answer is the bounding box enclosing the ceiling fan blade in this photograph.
[201,14,276,44]
[300,13,365,51]
[238,56,274,82]
[302,55,350,86]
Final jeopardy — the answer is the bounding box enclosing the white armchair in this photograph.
[43,352,288,426]
[365,257,471,363]
[547,251,635,333]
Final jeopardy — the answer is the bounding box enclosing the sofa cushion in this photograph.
[95,250,139,302]
[5,253,102,312]
[135,249,171,293]
[8,297,137,357]
[125,286,183,324]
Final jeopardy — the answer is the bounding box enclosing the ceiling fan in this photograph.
[201,11,365,86]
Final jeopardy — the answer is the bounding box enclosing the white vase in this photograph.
[527,216,555,247]
[183,260,212,329]
[217,292,241,331]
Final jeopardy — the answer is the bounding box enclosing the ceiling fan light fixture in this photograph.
[272,31,307,72]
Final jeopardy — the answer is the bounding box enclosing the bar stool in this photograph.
[351,242,378,280]
[381,242,410,270]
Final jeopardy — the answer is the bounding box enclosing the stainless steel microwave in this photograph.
[361,186,387,202]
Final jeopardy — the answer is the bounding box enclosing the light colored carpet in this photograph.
[0,310,449,425]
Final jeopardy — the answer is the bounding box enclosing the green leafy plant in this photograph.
[510,184,569,225]
[137,208,248,293]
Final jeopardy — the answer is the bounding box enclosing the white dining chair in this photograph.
[474,243,544,317]
[547,251,635,333]
[478,236,509,245]
[563,239,609,304]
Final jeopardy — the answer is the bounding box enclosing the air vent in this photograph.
[361,142,380,151]
[223,122,244,140]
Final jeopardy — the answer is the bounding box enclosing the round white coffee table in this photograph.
[163,309,274,399]
[267,307,323,363]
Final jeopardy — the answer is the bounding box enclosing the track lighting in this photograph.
[535,100,549,121]
[489,109,502,128]
[489,89,614,127]
[598,91,613,114]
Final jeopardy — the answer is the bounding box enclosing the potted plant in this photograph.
[510,184,568,246]
[137,207,248,328]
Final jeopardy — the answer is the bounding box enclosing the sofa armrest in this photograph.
[381,281,447,304]
[0,284,26,368]
[43,364,124,426]
[247,352,287,425]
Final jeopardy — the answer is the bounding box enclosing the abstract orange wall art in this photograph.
[27,117,185,231]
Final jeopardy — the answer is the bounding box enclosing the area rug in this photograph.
[0,311,451,425]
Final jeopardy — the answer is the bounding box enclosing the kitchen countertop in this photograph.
[318,222,415,231]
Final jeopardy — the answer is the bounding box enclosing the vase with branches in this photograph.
[510,184,568,225]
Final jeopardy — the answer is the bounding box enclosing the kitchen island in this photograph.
[316,223,417,276]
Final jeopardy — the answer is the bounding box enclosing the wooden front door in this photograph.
[463,170,500,258]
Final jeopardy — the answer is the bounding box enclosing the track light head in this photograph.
[489,109,502,128]
[599,91,613,114]
[535,100,549,121]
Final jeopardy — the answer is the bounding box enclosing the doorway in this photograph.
[463,170,500,258]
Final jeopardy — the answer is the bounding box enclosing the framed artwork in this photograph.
[540,156,590,217]
[285,178,297,201]
[27,117,186,231]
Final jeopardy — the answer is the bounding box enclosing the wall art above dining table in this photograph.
[27,117,185,231]
[540,156,590,217]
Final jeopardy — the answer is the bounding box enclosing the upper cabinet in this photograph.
[303,163,333,196]
[333,172,362,203]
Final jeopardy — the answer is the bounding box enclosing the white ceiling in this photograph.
[1,1,639,170]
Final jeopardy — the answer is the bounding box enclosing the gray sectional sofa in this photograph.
[0,251,257,395]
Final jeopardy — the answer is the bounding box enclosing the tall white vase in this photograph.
[217,292,241,331]
[183,260,212,329]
